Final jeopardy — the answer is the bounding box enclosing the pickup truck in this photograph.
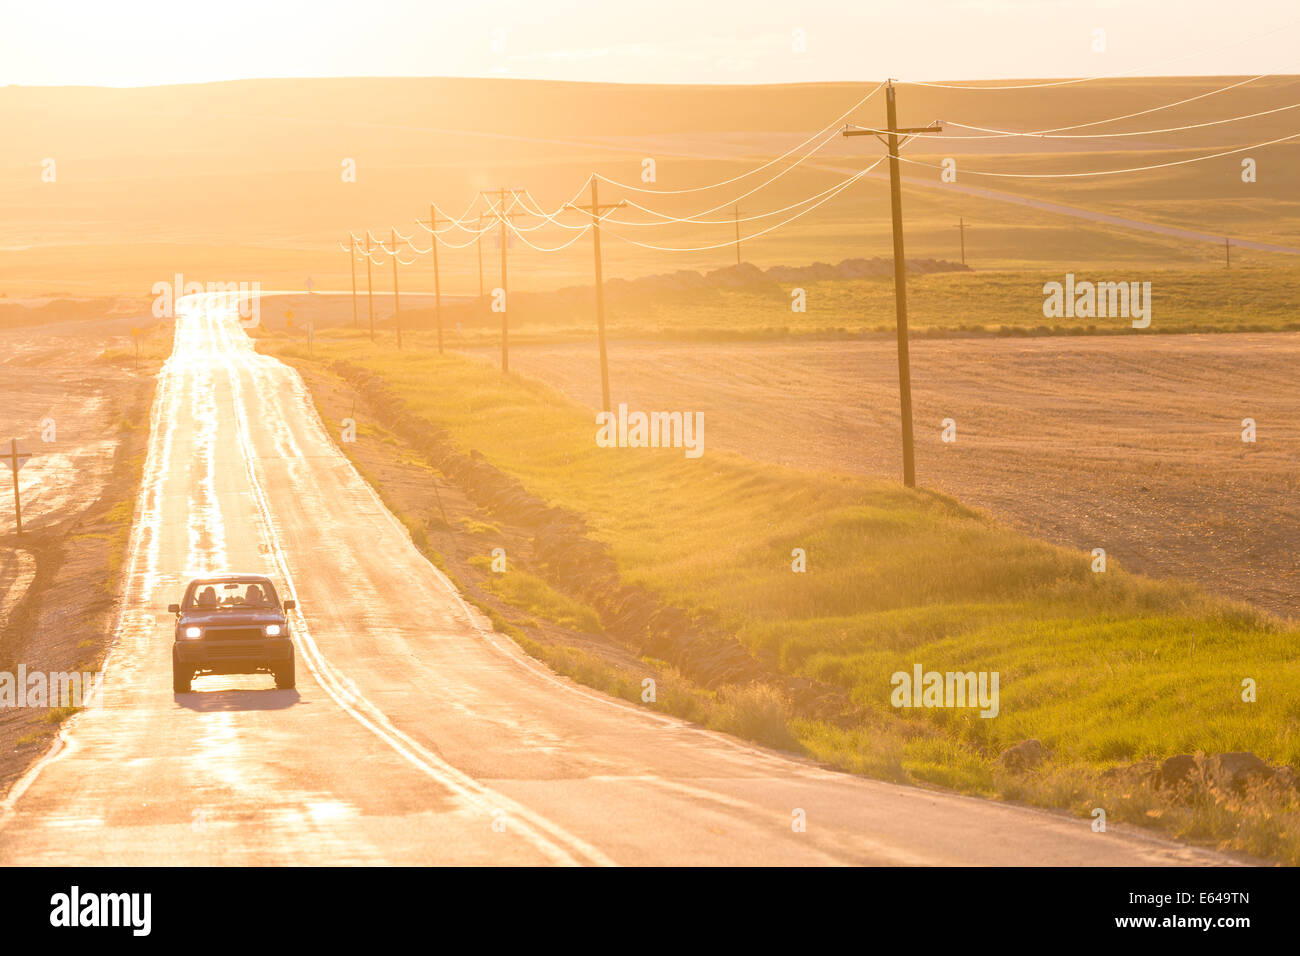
[169,573,296,692]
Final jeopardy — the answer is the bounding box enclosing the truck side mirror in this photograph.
[168,603,180,614]
[283,600,296,611]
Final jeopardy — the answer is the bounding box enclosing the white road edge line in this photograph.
[220,311,617,867]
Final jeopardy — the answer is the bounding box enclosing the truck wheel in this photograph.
[275,655,295,690]
[172,649,192,693]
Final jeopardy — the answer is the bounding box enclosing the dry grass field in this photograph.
[470,333,1300,621]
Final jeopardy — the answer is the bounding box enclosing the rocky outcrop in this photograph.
[1000,738,1047,770]
[1158,754,1198,789]
[593,256,969,298]
[1153,751,1294,796]
[1208,752,1274,793]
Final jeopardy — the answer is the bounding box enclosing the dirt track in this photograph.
[473,333,1300,621]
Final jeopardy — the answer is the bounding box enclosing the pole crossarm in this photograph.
[5,443,32,470]
[416,207,459,236]
[478,188,530,223]
[565,202,626,217]
[843,122,944,151]
[843,123,944,136]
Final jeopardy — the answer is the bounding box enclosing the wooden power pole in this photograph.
[957,217,967,267]
[478,213,488,299]
[391,228,402,350]
[365,232,375,342]
[480,189,524,373]
[734,204,741,266]
[428,206,445,353]
[348,235,359,329]
[6,439,32,536]
[844,81,942,489]
[566,177,625,412]
[477,213,485,299]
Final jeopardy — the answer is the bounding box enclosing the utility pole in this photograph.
[477,213,485,298]
[734,204,741,266]
[417,205,446,354]
[6,439,32,536]
[365,231,375,342]
[349,235,358,329]
[566,177,626,412]
[499,203,508,372]
[391,228,402,350]
[844,81,943,489]
[480,188,524,373]
[957,217,967,267]
[1225,237,1231,269]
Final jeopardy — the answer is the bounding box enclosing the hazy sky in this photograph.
[2,0,1298,87]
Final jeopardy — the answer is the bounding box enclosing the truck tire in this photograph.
[172,648,192,693]
[275,654,295,690]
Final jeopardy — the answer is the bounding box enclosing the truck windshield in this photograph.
[186,580,279,610]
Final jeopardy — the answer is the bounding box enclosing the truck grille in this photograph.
[205,627,263,641]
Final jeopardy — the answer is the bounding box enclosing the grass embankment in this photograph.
[264,330,1300,861]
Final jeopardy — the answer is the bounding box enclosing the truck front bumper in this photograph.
[175,638,293,674]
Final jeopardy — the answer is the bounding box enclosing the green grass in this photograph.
[468,558,602,632]
[266,332,1300,859]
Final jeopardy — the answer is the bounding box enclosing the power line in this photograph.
[601,157,884,252]
[505,218,592,252]
[902,70,1300,140]
[606,165,879,227]
[940,99,1300,140]
[515,190,590,230]
[897,129,1300,178]
[594,81,886,195]
[587,123,855,229]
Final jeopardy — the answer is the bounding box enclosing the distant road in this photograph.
[871,171,1300,256]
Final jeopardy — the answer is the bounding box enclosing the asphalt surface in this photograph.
[0,297,1240,865]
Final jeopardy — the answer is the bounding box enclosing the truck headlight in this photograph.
[265,624,282,637]
[184,626,202,639]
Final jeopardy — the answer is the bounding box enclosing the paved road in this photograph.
[807,159,1300,256]
[879,170,1300,256]
[0,297,1238,865]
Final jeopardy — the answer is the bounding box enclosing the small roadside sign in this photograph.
[7,439,31,473]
